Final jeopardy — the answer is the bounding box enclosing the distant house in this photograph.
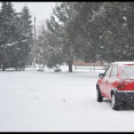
[73,60,109,67]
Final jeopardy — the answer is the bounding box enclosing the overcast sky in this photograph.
[13,2,58,36]
[0,2,59,37]
[12,2,57,24]
[0,2,57,24]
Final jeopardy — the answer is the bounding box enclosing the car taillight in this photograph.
[117,80,125,90]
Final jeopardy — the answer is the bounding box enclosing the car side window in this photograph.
[104,65,113,78]
[110,65,118,78]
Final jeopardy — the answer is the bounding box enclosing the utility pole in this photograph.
[32,13,42,71]
[31,12,37,67]
[100,46,104,66]
[34,15,36,41]
[99,36,103,66]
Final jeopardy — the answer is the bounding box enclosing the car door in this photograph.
[100,65,113,98]
[108,65,118,99]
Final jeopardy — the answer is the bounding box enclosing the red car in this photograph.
[96,62,134,110]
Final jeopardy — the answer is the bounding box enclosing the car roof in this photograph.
[112,62,134,65]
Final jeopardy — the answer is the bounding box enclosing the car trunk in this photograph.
[122,64,134,90]
[124,79,134,91]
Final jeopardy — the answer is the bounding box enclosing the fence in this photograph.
[74,65,107,70]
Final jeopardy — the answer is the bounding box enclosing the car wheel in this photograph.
[111,93,118,110]
[96,87,103,102]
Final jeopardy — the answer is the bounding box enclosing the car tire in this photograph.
[111,93,118,110]
[96,87,103,102]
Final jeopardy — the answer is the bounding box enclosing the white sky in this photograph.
[11,2,59,37]
[0,2,59,37]
[12,2,57,24]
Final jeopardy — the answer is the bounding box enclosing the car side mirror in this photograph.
[99,73,104,78]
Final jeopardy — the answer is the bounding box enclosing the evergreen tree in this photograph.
[18,5,33,67]
[0,3,33,70]
[66,2,103,63]
[52,2,76,72]
[38,16,64,69]
[0,2,18,70]
[96,2,134,62]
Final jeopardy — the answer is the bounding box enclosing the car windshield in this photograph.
[123,65,134,79]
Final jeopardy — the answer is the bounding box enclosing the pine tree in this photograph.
[17,5,33,68]
[0,2,18,70]
[0,3,33,70]
[38,16,64,69]
[66,2,103,63]
[52,2,76,72]
[97,2,134,62]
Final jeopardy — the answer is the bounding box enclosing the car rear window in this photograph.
[110,65,118,78]
[123,65,134,79]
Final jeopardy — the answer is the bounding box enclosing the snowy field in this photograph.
[0,65,134,132]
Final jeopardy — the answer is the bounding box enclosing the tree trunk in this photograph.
[68,46,73,72]
[15,67,18,71]
[2,67,5,71]
[69,61,72,72]
[2,64,5,71]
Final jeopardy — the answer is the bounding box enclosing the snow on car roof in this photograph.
[112,62,134,65]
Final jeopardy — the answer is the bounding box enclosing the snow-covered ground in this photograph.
[0,65,134,132]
